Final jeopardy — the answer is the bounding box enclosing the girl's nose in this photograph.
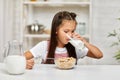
[67,33,73,38]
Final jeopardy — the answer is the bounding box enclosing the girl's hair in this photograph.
[45,11,77,64]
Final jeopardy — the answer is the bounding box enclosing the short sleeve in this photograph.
[75,47,88,59]
[30,41,48,59]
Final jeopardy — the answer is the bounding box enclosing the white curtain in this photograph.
[0,0,4,49]
[0,0,23,62]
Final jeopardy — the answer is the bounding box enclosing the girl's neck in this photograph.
[57,39,65,48]
[57,45,65,48]
[57,43,65,48]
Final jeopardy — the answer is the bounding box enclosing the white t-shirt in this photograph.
[30,41,88,61]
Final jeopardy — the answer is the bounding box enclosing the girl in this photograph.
[24,11,103,69]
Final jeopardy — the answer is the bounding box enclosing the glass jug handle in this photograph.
[0,43,9,62]
[3,43,9,58]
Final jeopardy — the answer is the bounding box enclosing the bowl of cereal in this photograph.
[54,57,76,69]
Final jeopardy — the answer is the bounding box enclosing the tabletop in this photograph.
[0,63,120,80]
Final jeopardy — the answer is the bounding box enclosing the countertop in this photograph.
[0,63,120,80]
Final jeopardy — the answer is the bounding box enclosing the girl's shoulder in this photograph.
[32,40,49,50]
[37,40,49,45]
[29,40,49,59]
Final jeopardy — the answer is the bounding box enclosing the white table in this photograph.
[0,63,120,80]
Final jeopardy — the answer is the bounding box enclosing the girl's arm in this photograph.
[83,40,103,59]
[73,33,103,59]
[24,51,34,60]
[24,51,35,69]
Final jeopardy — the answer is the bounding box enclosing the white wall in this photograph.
[91,0,120,64]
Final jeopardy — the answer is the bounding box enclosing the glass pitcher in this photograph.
[3,40,26,75]
[3,40,24,57]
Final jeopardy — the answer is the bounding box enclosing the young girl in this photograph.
[24,11,103,69]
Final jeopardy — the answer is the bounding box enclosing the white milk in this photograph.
[4,55,26,74]
[69,39,85,50]
[66,34,85,50]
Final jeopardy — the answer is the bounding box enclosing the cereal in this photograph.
[55,57,76,69]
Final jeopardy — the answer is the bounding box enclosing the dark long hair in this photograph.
[45,11,77,64]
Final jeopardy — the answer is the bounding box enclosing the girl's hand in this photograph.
[72,32,86,42]
[26,59,34,69]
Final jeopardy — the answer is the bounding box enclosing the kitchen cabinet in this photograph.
[22,0,92,50]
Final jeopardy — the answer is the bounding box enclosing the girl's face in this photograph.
[56,20,76,47]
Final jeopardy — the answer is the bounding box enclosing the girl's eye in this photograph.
[72,30,75,33]
[64,31,68,33]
